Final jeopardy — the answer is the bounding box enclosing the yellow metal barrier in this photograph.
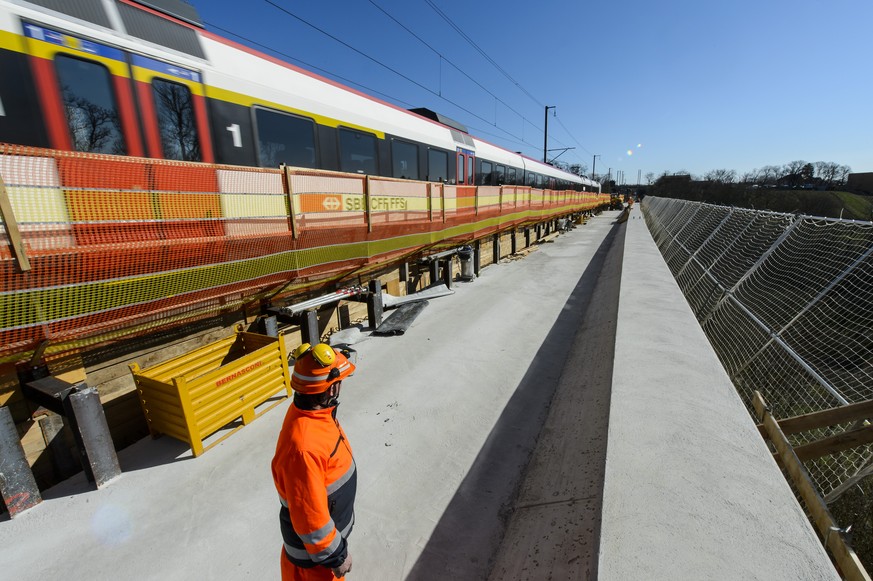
[129,327,291,456]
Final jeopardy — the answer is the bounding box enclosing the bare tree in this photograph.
[836,165,852,185]
[568,163,588,177]
[741,168,760,184]
[645,172,655,185]
[814,161,839,186]
[759,165,781,185]
[783,160,807,177]
[704,169,737,183]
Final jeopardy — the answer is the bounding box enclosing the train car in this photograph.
[0,0,605,363]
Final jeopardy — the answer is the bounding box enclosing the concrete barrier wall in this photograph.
[598,205,838,580]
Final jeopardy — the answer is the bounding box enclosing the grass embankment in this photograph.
[652,186,873,221]
[831,191,873,220]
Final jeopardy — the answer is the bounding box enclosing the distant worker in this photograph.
[272,343,357,580]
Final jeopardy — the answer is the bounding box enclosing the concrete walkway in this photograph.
[598,204,836,580]
[0,208,838,580]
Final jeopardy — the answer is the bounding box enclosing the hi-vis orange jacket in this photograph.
[272,404,356,573]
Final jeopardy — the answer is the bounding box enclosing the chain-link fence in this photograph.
[642,196,873,510]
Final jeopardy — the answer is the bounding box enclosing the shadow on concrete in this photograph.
[405,221,626,581]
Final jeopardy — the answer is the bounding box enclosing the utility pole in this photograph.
[543,106,555,163]
[592,154,600,180]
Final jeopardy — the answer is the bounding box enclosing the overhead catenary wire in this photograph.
[214,1,588,165]
[261,0,544,152]
[366,0,531,129]
[367,0,590,165]
[422,0,544,109]
[417,0,595,165]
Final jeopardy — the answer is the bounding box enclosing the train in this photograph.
[0,0,606,364]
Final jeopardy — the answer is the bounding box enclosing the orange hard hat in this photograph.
[291,343,355,394]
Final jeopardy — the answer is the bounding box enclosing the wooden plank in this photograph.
[0,175,32,271]
[793,424,873,462]
[282,165,298,240]
[756,399,873,437]
[753,391,872,581]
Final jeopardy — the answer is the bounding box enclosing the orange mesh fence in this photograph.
[0,144,608,363]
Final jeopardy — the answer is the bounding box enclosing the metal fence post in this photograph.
[367,280,383,329]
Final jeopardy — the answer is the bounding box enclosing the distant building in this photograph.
[847,172,873,194]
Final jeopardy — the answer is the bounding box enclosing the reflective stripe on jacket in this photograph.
[272,404,356,570]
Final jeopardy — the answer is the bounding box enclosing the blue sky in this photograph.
[192,0,873,182]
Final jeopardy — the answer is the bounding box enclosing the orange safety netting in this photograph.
[0,144,608,364]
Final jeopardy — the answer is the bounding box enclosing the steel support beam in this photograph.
[301,310,320,345]
[24,376,122,488]
[0,406,41,517]
[442,258,453,289]
[367,279,383,329]
[64,387,121,487]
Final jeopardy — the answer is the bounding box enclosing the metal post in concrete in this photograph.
[37,412,78,480]
[511,230,517,255]
[338,304,351,330]
[0,406,41,517]
[492,234,500,264]
[399,262,409,282]
[474,241,481,276]
[525,228,531,248]
[442,258,453,289]
[426,259,438,286]
[301,309,320,345]
[367,279,383,329]
[263,315,278,338]
[63,387,121,488]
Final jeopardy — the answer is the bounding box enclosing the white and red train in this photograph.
[0,0,604,362]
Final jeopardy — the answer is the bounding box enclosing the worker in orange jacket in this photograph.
[272,343,357,581]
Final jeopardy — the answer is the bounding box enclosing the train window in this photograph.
[457,154,465,184]
[152,78,201,162]
[526,172,536,187]
[466,156,474,185]
[391,140,419,180]
[255,108,316,168]
[339,128,377,174]
[427,149,448,183]
[55,55,125,154]
[495,165,505,186]
[507,167,517,186]
[478,161,492,186]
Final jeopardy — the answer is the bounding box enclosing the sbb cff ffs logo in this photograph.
[343,196,408,211]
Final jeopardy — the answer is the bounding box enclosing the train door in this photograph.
[22,22,144,156]
[131,54,212,163]
[456,148,475,216]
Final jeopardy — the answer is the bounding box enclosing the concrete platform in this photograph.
[0,209,838,580]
